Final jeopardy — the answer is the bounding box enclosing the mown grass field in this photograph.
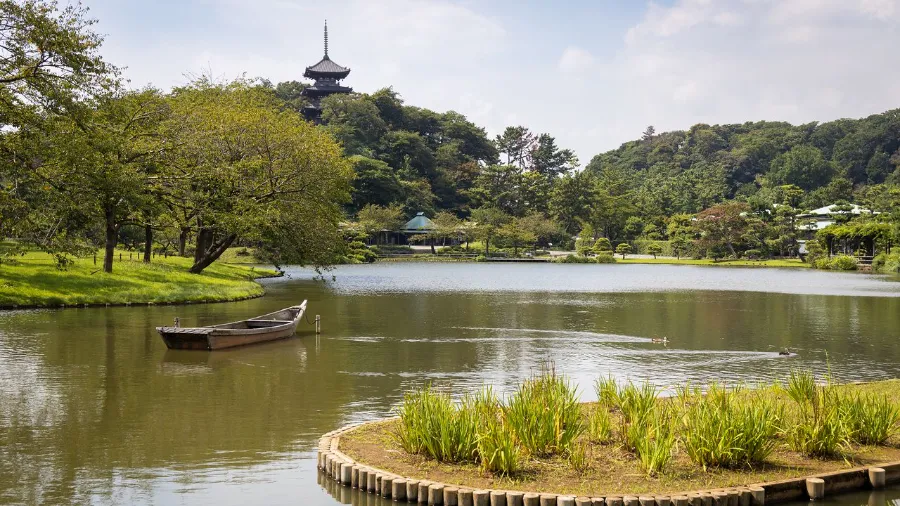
[616,257,810,268]
[0,249,278,308]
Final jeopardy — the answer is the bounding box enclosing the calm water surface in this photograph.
[2,263,900,505]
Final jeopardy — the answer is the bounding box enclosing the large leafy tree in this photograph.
[163,80,352,273]
[694,202,750,257]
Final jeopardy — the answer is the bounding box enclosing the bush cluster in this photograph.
[814,255,858,271]
[551,254,616,264]
[396,368,582,475]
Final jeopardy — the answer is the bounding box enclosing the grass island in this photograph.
[327,371,900,503]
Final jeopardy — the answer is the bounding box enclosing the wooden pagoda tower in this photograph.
[301,21,352,122]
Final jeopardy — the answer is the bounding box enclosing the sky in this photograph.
[84,0,900,165]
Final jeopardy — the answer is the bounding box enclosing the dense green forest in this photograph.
[265,79,899,266]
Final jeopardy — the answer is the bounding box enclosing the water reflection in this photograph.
[0,264,899,505]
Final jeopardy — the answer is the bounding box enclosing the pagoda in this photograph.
[301,21,352,122]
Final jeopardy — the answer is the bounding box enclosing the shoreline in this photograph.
[375,256,811,269]
[0,251,280,310]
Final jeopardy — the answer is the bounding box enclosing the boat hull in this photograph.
[157,302,307,351]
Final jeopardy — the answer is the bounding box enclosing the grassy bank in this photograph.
[340,375,900,498]
[617,257,810,268]
[0,250,279,308]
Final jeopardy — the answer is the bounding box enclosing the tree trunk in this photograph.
[430,237,436,255]
[190,234,237,274]
[143,224,152,263]
[103,209,118,274]
[178,227,189,257]
[194,227,211,265]
[485,237,490,256]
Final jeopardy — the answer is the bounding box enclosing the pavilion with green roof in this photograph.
[400,212,435,235]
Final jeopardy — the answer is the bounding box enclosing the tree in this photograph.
[575,223,594,256]
[646,243,663,259]
[39,89,168,273]
[694,202,750,257]
[616,243,632,259]
[495,126,534,167]
[357,204,403,244]
[768,145,834,191]
[271,80,309,113]
[348,156,404,212]
[164,80,352,273]
[592,237,612,254]
[498,220,536,257]
[642,125,656,143]
[470,206,510,256]
[530,133,578,178]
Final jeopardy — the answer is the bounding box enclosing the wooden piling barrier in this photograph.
[869,468,886,489]
[639,496,655,506]
[428,483,445,505]
[473,490,489,506]
[737,489,751,506]
[407,480,419,502]
[418,481,432,503]
[656,496,671,506]
[393,479,407,502]
[576,498,592,506]
[541,494,560,506]
[340,463,351,485]
[382,475,393,498]
[606,497,623,506]
[490,490,507,506]
[558,497,576,506]
[591,498,605,506]
[806,479,824,500]
[507,491,524,506]
[748,487,765,506]
[458,489,473,506]
[367,470,376,493]
[350,466,359,488]
[523,493,540,506]
[444,487,459,506]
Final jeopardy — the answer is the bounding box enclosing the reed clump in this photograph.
[505,364,584,457]
[394,369,900,479]
[680,383,782,469]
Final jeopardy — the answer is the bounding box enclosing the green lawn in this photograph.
[0,250,278,308]
[617,257,810,268]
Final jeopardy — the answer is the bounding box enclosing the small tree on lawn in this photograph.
[646,243,662,259]
[576,223,594,257]
[616,243,632,259]
[593,237,612,254]
[671,236,690,259]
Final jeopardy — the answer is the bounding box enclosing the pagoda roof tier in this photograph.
[304,56,351,79]
[302,83,353,97]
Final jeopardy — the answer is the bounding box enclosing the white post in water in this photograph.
[315,315,321,334]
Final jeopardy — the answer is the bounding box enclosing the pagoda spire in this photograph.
[324,20,329,58]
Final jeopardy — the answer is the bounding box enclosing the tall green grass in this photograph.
[505,365,584,457]
[475,388,521,475]
[842,393,900,445]
[628,406,676,476]
[783,370,849,458]
[588,405,613,444]
[680,384,782,469]
[395,385,479,463]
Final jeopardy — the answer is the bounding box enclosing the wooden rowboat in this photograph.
[157,301,308,350]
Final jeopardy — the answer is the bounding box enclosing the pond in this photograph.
[1,263,899,505]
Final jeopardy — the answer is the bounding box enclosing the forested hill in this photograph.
[585,111,900,216]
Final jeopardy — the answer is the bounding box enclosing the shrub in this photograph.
[595,252,616,263]
[616,243,632,259]
[593,237,612,253]
[646,243,663,259]
[873,252,900,274]
[235,247,250,257]
[505,365,584,457]
[804,240,826,265]
[841,393,900,445]
[552,254,596,264]
[680,384,782,469]
[827,255,858,271]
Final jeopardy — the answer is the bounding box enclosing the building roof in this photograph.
[304,56,351,78]
[401,212,435,233]
[801,203,873,217]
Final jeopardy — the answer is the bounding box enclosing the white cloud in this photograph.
[558,46,595,73]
